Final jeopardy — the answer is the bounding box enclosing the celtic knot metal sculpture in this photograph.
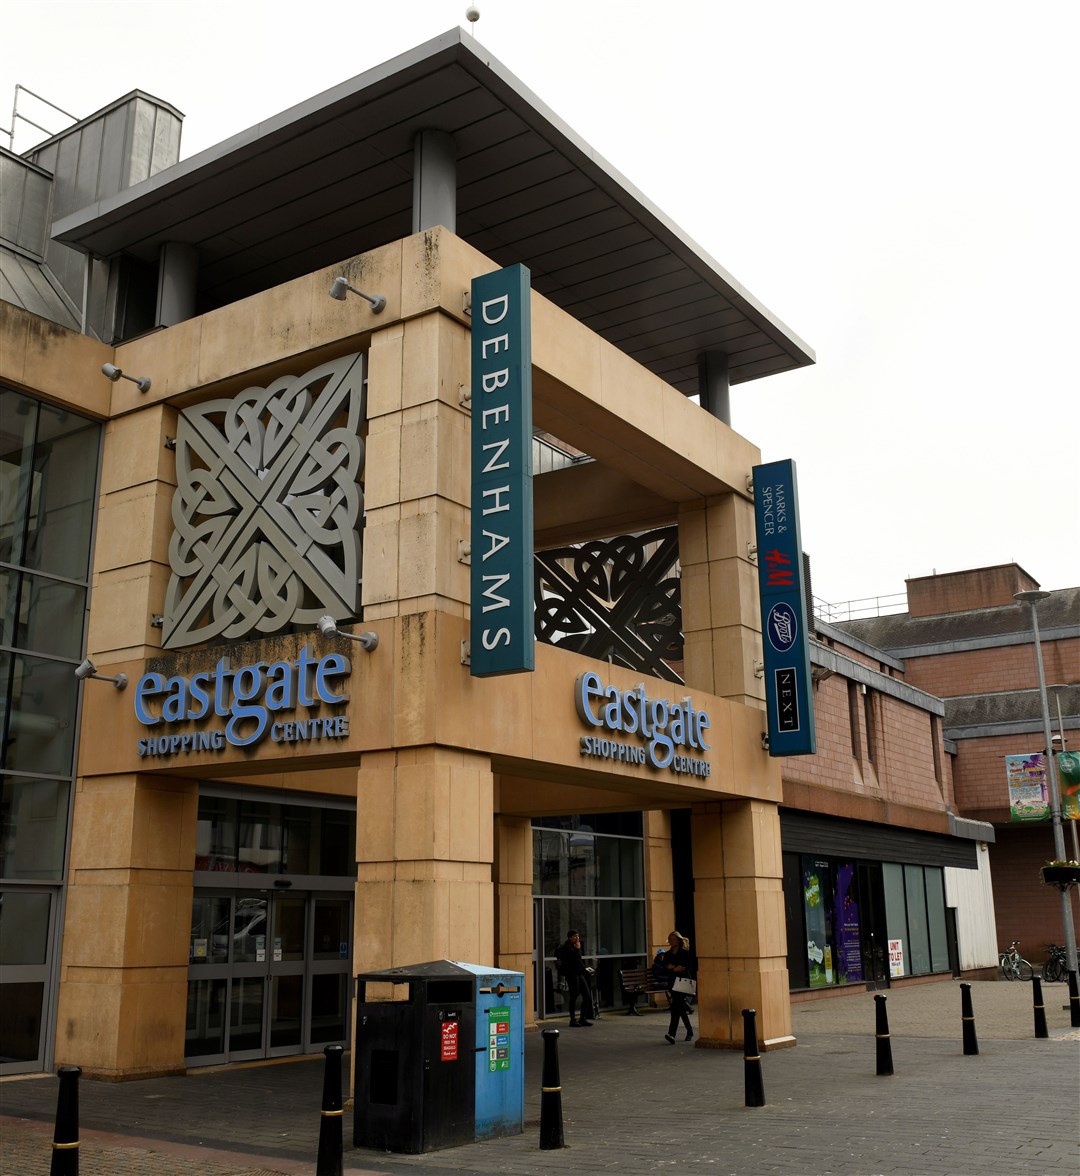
[534,527,683,683]
[162,353,366,649]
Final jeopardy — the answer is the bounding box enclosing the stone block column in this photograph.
[56,773,197,1078]
[678,494,764,708]
[494,812,533,1021]
[645,810,675,949]
[355,747,495,970]
[690,798,792,1049]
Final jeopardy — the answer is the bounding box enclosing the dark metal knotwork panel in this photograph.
[162,353,366,649]
[534,527,683,682]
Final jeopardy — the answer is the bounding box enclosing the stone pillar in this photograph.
[363,308,472,621]
[56,773,197,1077]
[645,810,675,950]
[690,798,792,1049]
[678,493,764,707]
[494,812,534,1021]
[355,747,495,970]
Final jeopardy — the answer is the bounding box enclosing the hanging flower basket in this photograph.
[1040,862,1080,888]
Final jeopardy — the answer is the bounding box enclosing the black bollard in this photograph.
[539,1028,565,1149]
[874,994,894,1076]
[960,982,979,1055]
[741,1008,765,1108]
[1068,970,1080,1028]
[50,1065,80,1176]
[1031,976,1048,1040]
[316,1044,344,1176]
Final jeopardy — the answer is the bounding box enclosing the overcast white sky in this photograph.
[5,1,1078,606]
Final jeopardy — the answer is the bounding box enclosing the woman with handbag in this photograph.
[659,931,695,1043]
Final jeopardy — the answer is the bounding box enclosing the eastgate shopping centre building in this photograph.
[0,29,995,1079]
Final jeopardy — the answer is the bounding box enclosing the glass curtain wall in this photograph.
[0,388,101,1074]
[532,813,646,1017]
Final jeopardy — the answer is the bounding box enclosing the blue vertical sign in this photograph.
[752,459,815,756]
[470,264,534,676]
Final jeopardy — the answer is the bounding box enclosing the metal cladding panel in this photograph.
[780,811,978,870]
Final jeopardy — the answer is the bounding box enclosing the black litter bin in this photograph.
[353,960,477,1154]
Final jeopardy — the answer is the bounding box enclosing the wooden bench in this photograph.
[619,966,669,1015]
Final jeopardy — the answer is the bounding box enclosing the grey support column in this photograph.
[412,129,457,233]
[698,351,731,425]
[156,242,199,327]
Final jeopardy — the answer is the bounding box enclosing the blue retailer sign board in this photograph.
[470,264,535,676]
[752,459,816,756]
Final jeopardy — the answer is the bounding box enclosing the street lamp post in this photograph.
[1014,591,1078,990]
[1047,683,1080,861]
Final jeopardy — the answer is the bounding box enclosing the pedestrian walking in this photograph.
[657,931,695,1043]
[555,930,594,1026]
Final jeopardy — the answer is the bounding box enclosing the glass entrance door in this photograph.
[0,888,57,1073]
[186,889,351,1065]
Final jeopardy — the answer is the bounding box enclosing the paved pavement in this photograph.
[2,978,1078,1175]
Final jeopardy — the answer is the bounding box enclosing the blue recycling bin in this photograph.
[450,962,525,1140]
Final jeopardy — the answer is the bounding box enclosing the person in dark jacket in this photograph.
[657,930,694,1043]
[555,929,593,1026]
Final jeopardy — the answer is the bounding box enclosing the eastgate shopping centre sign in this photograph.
[575,671,712,777]
[134,646,351,758]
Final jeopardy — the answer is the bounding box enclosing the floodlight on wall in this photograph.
[328,277,386,313]
[316,615,379,651]
[101,363,152,393]
[74,658,128,690]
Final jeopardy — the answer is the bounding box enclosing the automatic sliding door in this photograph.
[187,889,351,1065]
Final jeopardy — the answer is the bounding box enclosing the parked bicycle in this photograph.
[999,940,1034,981]
[1042,943,1068,983]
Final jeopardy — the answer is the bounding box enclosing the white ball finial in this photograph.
[466,5,480,23]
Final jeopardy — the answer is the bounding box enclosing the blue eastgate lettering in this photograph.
[134,646,350,749]
[574,671,711,771]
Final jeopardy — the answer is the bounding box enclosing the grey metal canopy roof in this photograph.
[52,28,813,393]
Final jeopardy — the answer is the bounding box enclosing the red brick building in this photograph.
[838,564,1080,969]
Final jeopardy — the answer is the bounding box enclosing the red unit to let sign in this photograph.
[440,1020,459,1061]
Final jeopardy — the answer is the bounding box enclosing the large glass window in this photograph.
[1,388,100,1077]
[194,795,356,878]
[0,777,70,880]
[785,854,949,990]
[532,814,646,1017]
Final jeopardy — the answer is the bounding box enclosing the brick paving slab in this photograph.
[2,979,1078,1175]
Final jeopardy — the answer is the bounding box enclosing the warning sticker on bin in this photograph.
[441,1020,459,1061]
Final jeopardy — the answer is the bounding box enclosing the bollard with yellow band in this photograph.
[50,1065,81,1176]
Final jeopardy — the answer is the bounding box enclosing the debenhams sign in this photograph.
[134,646,351,758]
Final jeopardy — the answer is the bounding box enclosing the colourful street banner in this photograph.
[1006,753,1049,822]
[470,264,534,677]
[752,459,816,756]
[1058,751,1080,820]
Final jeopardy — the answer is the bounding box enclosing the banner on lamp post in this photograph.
[752,459,815,756]
[1005,753,1050,822]
[469,263,534,677]
[1058,750,1080,820]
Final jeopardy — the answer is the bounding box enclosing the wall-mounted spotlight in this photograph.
[316,615,379,651]
[328,276,386,313]
[101,363,152,393]
[74,658,128,690]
